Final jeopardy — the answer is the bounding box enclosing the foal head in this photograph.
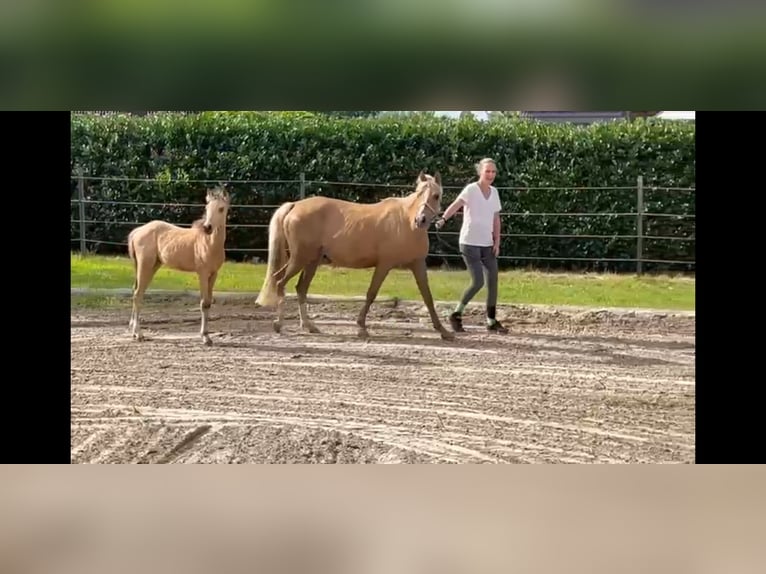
[201,186,231,234]
[412,171,443,229]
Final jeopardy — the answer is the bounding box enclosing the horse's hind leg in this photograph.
[296,257,321,333]
[273,258,306,333]
[129,274,138,332]
[131,257,161,341]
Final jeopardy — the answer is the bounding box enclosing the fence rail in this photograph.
[70,173,695,272]
[70,211,694,242]
[72,174,695,192]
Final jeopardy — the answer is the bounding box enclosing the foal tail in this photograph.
[255,202,295,307]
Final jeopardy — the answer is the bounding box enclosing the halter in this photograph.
[412,185,455,272]
[420,200,441,218]
[415,180,443,224]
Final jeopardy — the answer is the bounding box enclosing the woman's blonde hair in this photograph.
[475,157,497,175]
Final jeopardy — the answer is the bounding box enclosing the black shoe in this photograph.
[449,312,466,333]
[486,320,508,334]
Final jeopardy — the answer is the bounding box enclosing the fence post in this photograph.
[78,171,87,254]
[299,172,306,199]
[636,175,644,275]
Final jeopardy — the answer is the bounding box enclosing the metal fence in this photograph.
[70,174,695,274]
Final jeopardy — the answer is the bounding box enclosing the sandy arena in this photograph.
[71,295,695,463]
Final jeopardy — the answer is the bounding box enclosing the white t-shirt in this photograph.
[456,182,502,247]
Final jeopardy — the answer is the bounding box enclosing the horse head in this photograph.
[412,170,443,229]
[202,186,231,234]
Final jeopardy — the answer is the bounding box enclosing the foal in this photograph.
[127,186,230,345]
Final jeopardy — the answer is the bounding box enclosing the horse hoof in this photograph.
[357,328,369,339]
[272,321,282,334]
[134,333,144,342]
[305,324,321,334]
[440,330,455,341]
[202,336,212,346]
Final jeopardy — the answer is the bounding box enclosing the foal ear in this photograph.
[417,170,427,182]
[434,171,442,186]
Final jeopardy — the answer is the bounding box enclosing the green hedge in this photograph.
[70,111,695,273]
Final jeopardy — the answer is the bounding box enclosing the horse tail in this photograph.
[255,202,295,307]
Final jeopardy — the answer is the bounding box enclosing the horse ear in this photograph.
[206,188,213,203]
[417,170,426,182]
[434,171,442,186]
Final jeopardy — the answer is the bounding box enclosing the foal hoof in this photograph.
[133,333,145,342]
[304,324,321,334]
[202,335,212,346]
[272,320,282,334]
[357,328,369,339]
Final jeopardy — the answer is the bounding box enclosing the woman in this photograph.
[435,158,508,334]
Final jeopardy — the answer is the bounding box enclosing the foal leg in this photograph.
[202,269,219,345]
[296,257,321,333]
[410,258,454,341]
[198,271,213,345]
[207,270,218,308]
[356,265,391,338]
[131,258,161,341]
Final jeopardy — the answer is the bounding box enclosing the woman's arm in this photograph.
[441,197,465,221]
[435,197,465,229]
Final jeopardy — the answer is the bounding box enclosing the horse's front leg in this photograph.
[410,258,454,341]
[356,265,391,338]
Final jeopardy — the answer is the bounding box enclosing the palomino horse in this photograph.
[127,186,230,345]
[255,171,454,340]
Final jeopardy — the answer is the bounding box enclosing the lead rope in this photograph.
[431,214,458,272]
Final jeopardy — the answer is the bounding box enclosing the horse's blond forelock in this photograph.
[415,173,441,199]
